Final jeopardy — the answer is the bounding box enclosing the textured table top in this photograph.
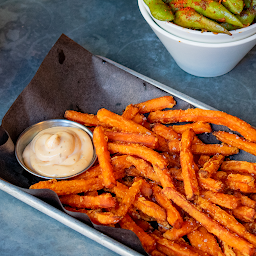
[1,0,256,255]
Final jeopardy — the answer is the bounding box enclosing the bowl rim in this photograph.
[138,0,256,47]
[141,0,256,37]
[15,119,97,180]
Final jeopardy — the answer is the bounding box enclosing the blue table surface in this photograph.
[0,0,256,255]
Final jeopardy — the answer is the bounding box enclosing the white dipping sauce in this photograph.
[23,127,93,177]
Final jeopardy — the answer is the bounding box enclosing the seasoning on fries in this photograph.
[30,96,256,255]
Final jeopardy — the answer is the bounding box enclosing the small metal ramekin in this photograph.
[15,119,97,179]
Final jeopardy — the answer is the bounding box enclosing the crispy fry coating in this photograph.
[152,123,180,141]
[168,140,239,155]
[108,142,168,170]
[115,179,143,217]
[60,193,116,209]
[233,191,256,209]
[105,129,158,149]
[93,126,116,188]
[214,131,256,156]
[64,110,108,127]
[163,187,255,255]
[187,226,224,256]
[152,184,183,228]
[172,121,212,134]
[152,234,200,256]
[126,156,160,182]
[29,178,104,196]
[226,173,255,193]
[163,218,199,241]
[232,206,256,223]
[66,207,121,225]
[97,108,153,135]
[221,160,256,175]
[198,154,225,178]
[148,108,256,142]
[200,190,240,209]
[135,96,176,114]
[197,196,256,247]
[180,129,199,200]
[122,104,140,120]
[198,177,225,192]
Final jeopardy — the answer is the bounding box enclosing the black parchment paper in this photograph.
[1,34,256,255]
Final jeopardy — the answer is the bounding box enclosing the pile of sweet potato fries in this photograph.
[30,96,256,255]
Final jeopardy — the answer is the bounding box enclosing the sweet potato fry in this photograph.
[111,182,167,224]
[135,96,176,114]
[168,140,239,155]
[105,130,158,149]
[152,184,183,229]
[226,173,255,193]
[115,179,143,217]
[65,207,121,225]
[232,206,256,223]
[131,113,151,129]
[180,129,199,200]
[152,234,200,256]
[126,156,160,183]
[147,108,256,142]
[218,240,237,256]
[29,178,104,196]
[221,161,256,176]
[163,187,255,255]
[198,154,225,178]
[214,131,256,156]
[198,177,225,192]
[198,155,211,168]
[152,123,180,141]
[163,218,199,241]
[119,214,156,253]
[172,121,212,134]
[197,196,256,247]
[234,191,256,209]
[122,104,140,119]
[64,110,108,127]
[70,164,101,180]
[108,142,168,170]
[133,196,167,225]
[97,108,153,135]
[168,168,183,181]
[152,165,175,189]
[59,193,116,209]
[200,190,240,209]
[93,126,116,188]
[151,249,166,256]
[187,226,224,256]
[134,177,152,198]
[162,152,181,168]
[72,155,131,181]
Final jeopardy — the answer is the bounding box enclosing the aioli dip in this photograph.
[22,127,94,178]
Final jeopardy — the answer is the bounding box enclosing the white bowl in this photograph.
[138,0,256,77]
[141,0,256,43]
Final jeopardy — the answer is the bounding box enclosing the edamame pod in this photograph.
[220,22,239,30]
[236,8,256,25]
[174,8,231,34]
[244,0,252,9]
[143,0,174,21]
[222,0,244,15]
[170,0,243,27]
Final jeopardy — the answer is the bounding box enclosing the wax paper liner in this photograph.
[1,34,256,255]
